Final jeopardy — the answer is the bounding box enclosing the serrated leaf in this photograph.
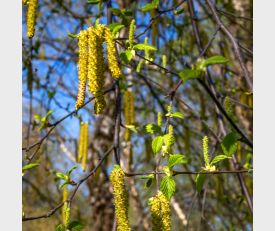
[133,43,157,51]
[168,154,187,169]
[171,112,185,119]
[22,163,40,171]
[160,176,176,199]
[56,172,68,181]
[120,50,133,64]
[196,174,206,193]
[55,224,65,231]
[221,132,238,156]
[152,136,163,154]
[179,69,201,81]
[203,56,229,67]
[144,123,161,134]
[68,221,85,231]
[210,155,230,165]
[125,124,138,133]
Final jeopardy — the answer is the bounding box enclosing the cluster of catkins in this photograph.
[110,165,172,231]
[23,0,38,38]
[75,24,122,114]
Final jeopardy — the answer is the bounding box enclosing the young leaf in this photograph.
[196,174,206,193]
[55,224,65,231]
[133,43,157,51]
[110,8,122,16]
[140,1,157,12]
[67,32,79,38]
[221,132,238,156]
[210,155,230,165]
[160,176,176,199]
[22,163,40,171]
[120,50,133,64]
[203,55,229,67]
[152,136,163,154]
[144,123,161,134]
[56,172,68,181]
[67,165,78,176]
[171,112,185,119]
[179,69,201,82]
[112,24,125,35]
[136,60,143,73]
[125,124,138,133]
[168,154,187,169]
[68,221,85,231]
[87,0,100,4]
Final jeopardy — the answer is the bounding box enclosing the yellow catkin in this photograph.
[129,19,135,49]
[62,186,68,225]
[203,136,209,167]
[76,30,88,110]
[81,123,88,171]
[78,122,84,162]
[27,0,38,38]
[148,192,171,231]
[124,91,135,141]
[23,0,28,5]
[104,27,122,79]
[110,165,131,231]
[87,25,106,114]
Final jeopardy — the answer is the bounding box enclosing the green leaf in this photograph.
[120,50,133,64]
[67,32,79,38]
[210,155,230,165]
[55,224,65,231]
[133,43,157,51]
[179,69,202,81]
[22,163,40,171]
[152,136,163,154]
[174,8,184,15]
[110,8,122,16]
[87,0,100,4]
[171,112,185,119]
[221,132,238,156]
[160,176,176,199]
[136,60,143,73]
[59,182,69,190]
[111,24,125,35]
[140,174,154,180]
[68,221,85,231]
[203,55,229,67]
[168,154,187,169]
[196,174,206,193]
[67,165,78,176]
[125,124,138,133]
[144,123,161,134]
[56,172,68,181]
[140,3,155,12]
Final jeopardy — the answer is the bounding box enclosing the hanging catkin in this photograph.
[62,186,68,226]
[78,122,86,162]
[124,91,135,141]
[110,165,131,231]
[87,25,106,114]
[27,0,38,38]
[104,27,122,79]
[81,123,89,171]
[76,30,88,110]
[129,19,135,49]
[148,191,171,231]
